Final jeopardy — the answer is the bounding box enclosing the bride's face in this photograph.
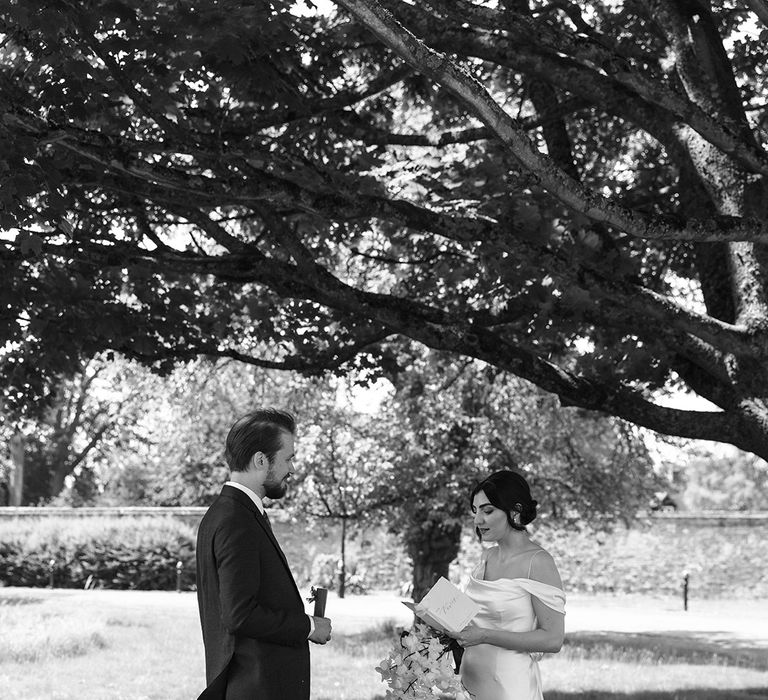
[472,491,510,542]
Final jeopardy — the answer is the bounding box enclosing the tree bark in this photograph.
[338,516,347,599]
[9,434,24,507]
[405,521,462,602]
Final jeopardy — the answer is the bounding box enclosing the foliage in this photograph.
[376,622,465,700]
[2,511,768,598]
[19,356,312,505]
[288,376,398,596]
[0,516,196,590]
[374,347,663,598]
[2,0,768,459]
[678,445,768,511]
[0,356,154,504]
[455,519,768,599]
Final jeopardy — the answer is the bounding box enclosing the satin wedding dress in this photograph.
[460,548,566,700]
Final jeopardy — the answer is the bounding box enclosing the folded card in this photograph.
[403,576,480,634]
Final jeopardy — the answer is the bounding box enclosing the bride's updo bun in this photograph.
[470,470,538,532]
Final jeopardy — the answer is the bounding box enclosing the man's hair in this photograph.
[225,409,296,473]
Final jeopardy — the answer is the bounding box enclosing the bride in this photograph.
[449,470,565,700]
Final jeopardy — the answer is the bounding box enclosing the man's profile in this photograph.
[195,408,331,700]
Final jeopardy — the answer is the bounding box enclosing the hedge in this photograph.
[2,514,768,597]
[0,517,196,590]
[453,519,768,599]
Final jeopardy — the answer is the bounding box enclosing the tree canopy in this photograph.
[3,1,768,457]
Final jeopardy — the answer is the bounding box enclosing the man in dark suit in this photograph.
[196,409,332,699]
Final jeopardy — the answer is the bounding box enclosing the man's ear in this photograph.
[249,452,268,472]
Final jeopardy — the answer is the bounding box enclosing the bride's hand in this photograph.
[455,622,485,647]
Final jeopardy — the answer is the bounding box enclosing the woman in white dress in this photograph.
[450,470,565,700]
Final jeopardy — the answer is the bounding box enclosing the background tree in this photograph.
[290,390,391,597]
[375,346,662,600]
[71,358,311,505]
[3,1,768,458]
[678,444,768,510]
[0,357,147,504]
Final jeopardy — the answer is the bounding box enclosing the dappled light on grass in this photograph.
[311,623,768,700]
[563,631,768,670]
[542,654,768,699]
[0,590,766,699]
[545,691,768,700]
[311,622,399,700]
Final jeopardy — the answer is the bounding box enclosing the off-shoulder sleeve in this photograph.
[516,579,566,614]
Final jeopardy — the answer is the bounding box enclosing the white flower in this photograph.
[377,623,468,699]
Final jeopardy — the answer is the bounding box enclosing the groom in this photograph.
[196,409,332,700]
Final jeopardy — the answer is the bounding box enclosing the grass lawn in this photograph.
[1,588,767,700]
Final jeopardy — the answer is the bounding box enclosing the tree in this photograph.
[289,390,391,598]
[76,357,310,505]
[678,444,768,510]
[0,357,145,504]
[374,346,662,600]
[3,1,768,457]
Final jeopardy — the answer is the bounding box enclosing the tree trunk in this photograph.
[406,521,462,603]
[9,434,24,506]
[338,516,347,599]
[48,456,71,501]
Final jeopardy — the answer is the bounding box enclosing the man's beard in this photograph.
[263,469,288,499]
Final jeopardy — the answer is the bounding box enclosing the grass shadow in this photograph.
[365,690,768,700]
[369,691,768,700]
[105,617,152,628]
[545,690,768,700]
[0,593,44,606]
[564,631,768,670]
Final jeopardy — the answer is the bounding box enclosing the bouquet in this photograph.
[376,622,468,700]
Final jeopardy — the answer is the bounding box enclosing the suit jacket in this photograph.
[196,485,310,700]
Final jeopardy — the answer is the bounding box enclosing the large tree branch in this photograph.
[121,327,394,374]
[397,0,768,174]
[333,96,591,146]
[333,0,768,243]
[12,234,756,450]
[650,0,754,139]
[13,172,768,362]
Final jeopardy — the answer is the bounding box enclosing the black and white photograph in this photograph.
[1,0,768,698]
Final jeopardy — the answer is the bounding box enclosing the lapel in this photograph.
[219,485,298,594]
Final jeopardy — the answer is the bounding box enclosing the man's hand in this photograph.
[309,616,332,644]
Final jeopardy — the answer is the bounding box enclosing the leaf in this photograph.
[59,219,74,237]
[17,231,44,257]
[561,286,592,311]
[212,38,248,66]
[103,0,139,25]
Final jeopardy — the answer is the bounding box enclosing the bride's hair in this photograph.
[470,470,538,533]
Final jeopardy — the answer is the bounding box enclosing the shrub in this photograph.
[454,519,768,599]
[0,517,196,591]
[3,512,768,597]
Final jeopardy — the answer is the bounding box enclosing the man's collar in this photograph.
[224,480,264,514]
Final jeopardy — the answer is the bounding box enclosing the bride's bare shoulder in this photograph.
[527,548,562,587]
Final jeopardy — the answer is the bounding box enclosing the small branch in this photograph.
[746,0,768,28]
